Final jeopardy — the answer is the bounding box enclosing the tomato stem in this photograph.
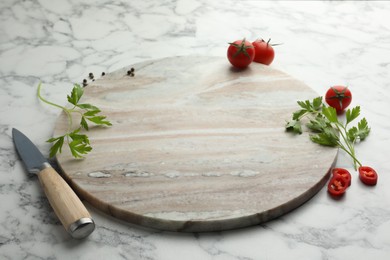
[229,38,253,59]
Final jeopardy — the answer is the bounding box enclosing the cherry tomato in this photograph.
[359,166,378,186]
[227,39,255,69]
[325,86,352,113]
[252,39,275,65]
[332,168,351,187]
[328,175,348,196]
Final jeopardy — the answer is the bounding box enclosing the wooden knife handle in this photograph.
[37,164,95,239]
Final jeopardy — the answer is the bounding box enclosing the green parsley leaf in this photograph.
[296,96,323,113]
[68,129,92,158]
[86,115,112,126]
[69,140,92,158]
[346,117,370,143]
[286,96,324,134]
[286,119,302,134]
[292,109,306,120]
[357,118,370,140]
[80,116,89,130]
[322,106,338,123]
[297,100,311,110]
[77,103,99,111]
[346,106,360,125]
[312,96,323,111]
[69,129,90,143]
[47,136,64,158]
[310,128,339,147]
[67,84,84,106]
[83,110,101,117]
[306,114,330,133]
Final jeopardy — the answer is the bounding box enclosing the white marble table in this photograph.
[1,1,390,259]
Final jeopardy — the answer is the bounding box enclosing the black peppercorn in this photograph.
[89,72,94,79]
[101,72,105,76]
[127,67,135,77]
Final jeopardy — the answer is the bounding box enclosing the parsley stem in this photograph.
[334,121,361,170]
[335,123,359,170]
[37,83,66,111]
[338,143,362,170]
[298,110,320,121]
[37,83,73,132]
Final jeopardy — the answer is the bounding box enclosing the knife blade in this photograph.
[12,128,95,239]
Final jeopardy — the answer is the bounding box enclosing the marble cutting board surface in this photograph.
[54,56,338,232]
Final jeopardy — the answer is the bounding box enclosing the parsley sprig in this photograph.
[37,83,112,158]
[286,97,370,170]
[285,96,323,134]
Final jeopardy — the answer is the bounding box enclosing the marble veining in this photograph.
[53,57,338,231]
[1,0,390,259]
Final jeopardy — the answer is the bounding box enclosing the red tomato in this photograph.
[359,166,378,186]
[332,168,351,187]
[328,175,348,196]
[325,86,352,113]
[227,39,255,69]
[252,39,275,65]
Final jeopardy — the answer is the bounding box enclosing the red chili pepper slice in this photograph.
[359,166,378,186]
[328,175,348,196]
[332,168,351,187]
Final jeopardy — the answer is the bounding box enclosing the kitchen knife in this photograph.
[12,128,95,239]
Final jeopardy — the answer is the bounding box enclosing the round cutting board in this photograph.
[54,56,337,232]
